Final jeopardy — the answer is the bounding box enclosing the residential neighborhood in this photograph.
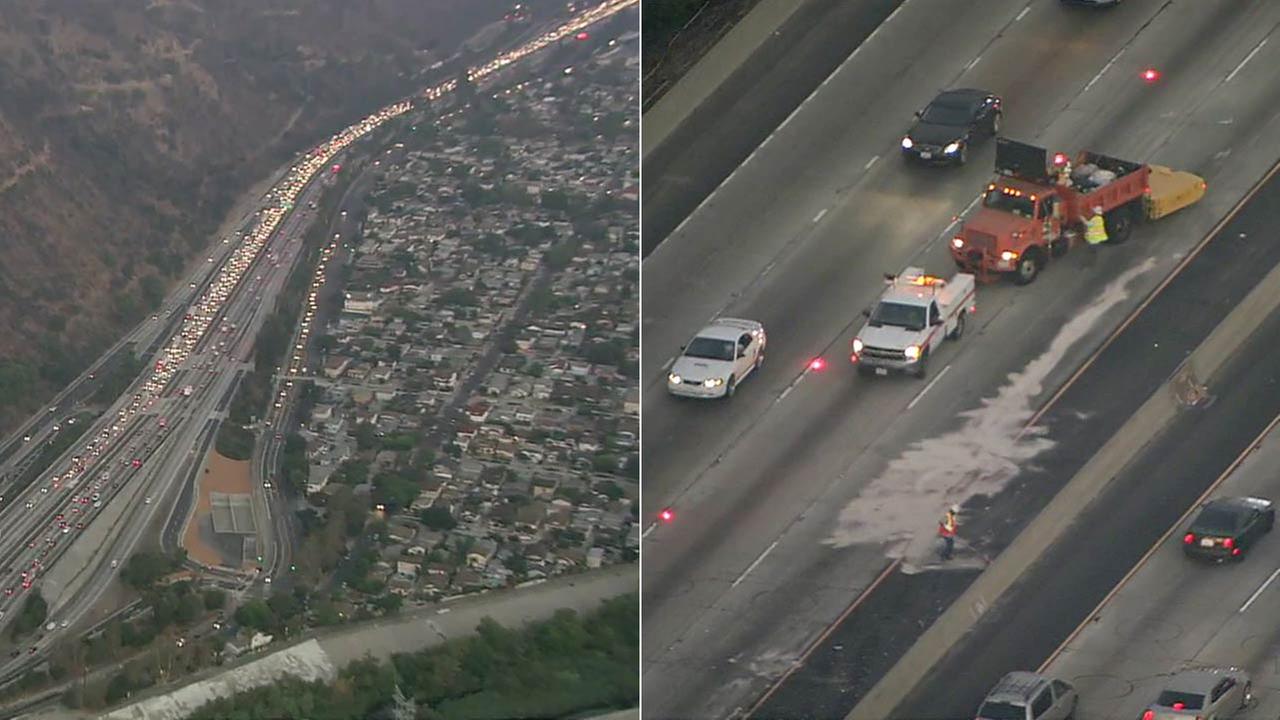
[294,33,639,605]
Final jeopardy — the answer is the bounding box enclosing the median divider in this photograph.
[848,167,1280,720]
[642,0,809,158]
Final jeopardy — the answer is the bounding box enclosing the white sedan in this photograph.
[667,318,767,399]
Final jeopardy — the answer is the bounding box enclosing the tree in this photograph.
[234,600,275,632]
[419,506,457,531]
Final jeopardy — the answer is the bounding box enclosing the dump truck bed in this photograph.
[1145,165,1207,220]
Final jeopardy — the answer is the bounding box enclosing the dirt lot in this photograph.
[643,0,765,111]
[182,450,253,569]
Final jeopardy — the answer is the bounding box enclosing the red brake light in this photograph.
[809,358,826,371]
[1172,702,1184,710]
[659,508,674,523]
[1223,537,1234,549]
[1183,533,1195,544]
[1052,152,1068,166]
[1142,711,1155,720]
[576,31,589,40]
[1142,68,1160,83]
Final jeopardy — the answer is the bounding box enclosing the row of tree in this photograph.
[187,593,638,720]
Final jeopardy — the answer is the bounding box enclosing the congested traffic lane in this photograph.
[640,1,1280,718]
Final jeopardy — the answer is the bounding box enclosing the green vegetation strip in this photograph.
[188,593,638,720]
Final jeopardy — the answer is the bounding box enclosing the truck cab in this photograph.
[851,268,976,378]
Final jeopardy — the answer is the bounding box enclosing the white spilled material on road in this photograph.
[101,639,337,720]
[824,258,1157,562]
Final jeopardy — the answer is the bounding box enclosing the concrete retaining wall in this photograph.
[642,0,807,158]
[849,163,1280,720]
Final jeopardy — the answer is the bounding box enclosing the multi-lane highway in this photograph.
[641,2,1280,718]
[0,0,638,687]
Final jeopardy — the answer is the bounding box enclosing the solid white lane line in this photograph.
[643,523,657,539]
[814,208,828,224]
[732,540,780,588]
[965,54,982,72]
[1225,38,1267,84]
[1083,48,1125,93]
[1239,566,1280,613]
[1015,6,1031,21]
[906,364,951,410]
[864,155,880,171]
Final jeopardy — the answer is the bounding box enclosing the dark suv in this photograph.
[901,88,1001,166]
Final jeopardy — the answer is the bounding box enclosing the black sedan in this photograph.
[901,89,1002,165]
[1182,496,1275,561]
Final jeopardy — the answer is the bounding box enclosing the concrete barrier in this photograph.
[848,165,1280,720]
[642,0,808,159]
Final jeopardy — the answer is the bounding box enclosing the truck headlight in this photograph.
[951,237,965,249]
[703,378,724,388]
[667,373,681,385]
[1000,250,1018,261]
[904,345,921,361]
[901,137,914,149]
[852,338,864,353]
[944,142,961,154]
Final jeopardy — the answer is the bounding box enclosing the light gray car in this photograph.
[1141,668,1251,720]
[976,671,1077,720]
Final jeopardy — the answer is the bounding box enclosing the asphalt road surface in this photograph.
[759,153,1280,719]
[891,302,1280,720]
[641,2,1280,718]
[642,0,902,254]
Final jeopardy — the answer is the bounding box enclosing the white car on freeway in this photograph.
[667,318,766,399]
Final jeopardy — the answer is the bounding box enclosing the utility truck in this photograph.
[851,268,976,379]
[950,139,1206,284]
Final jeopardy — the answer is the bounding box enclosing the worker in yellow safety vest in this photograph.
[937,505,960,561]
[1083,205,1108,267]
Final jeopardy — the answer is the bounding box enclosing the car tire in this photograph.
[1266,511,1275,533]
[1012,248,1044,285]
[913,352,929,379]
[948,313,966,341]
[956,143,968,165]
[990,111,1002,136]
[755,353,764,372]
[724,376,736,399]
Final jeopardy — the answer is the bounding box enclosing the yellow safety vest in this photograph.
[1084,214,1108,245]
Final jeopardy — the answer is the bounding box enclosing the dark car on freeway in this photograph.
[1182,496,1274,561]
[901,88,1002,166]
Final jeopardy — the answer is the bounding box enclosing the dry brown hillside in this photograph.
[0,0,524,427]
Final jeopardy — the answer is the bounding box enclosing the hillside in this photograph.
[0,0,519,428]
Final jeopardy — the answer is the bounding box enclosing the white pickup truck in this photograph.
[850,267,976,378]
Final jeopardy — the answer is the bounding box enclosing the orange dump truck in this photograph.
[949,139,1206,284]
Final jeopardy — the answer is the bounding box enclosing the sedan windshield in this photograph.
[983,189,1035,217]
[976,702,1025,720]
[870,302,926,331]
[921,102,973,126]
[685,337,735,362]
[1193,507,1242,535]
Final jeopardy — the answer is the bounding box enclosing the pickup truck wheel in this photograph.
[948,313,966,340]
[1012,249,1043,285]
[1105,206,1133,244]
[913,353,929,379]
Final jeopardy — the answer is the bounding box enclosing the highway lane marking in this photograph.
[1015,5,1031,22]
[964,54,982,72]
[1239,565,1280,614]
[643,523,657,539]
[906,364,951,410]
[1083,47,1125,93]
[864,155,879,171]
[1038,407,1280,672]
[657,0,916,246]
[739,559,899,719]
[1021,153,1280,439]
[731,540,780,588]
[813,208,828,224]
[1225,38,1267,84]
